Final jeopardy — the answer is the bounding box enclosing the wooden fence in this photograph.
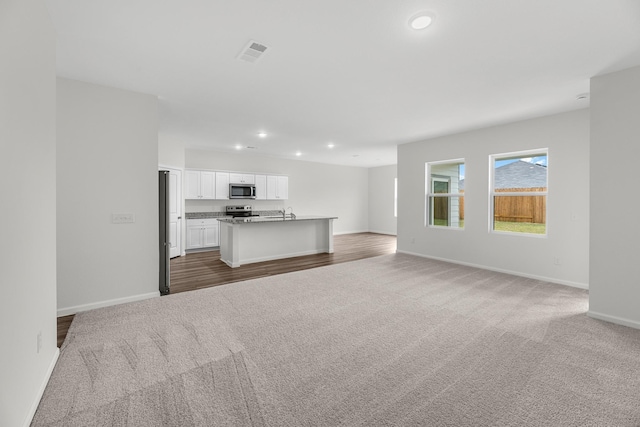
[459,188,546,223]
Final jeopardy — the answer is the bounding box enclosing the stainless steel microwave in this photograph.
[229,183,256,199]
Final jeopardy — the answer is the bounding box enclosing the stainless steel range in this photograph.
[226,205,259,218]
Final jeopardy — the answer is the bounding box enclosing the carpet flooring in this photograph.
[32,254,640,426]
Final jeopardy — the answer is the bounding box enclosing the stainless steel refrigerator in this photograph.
[159,170,170,295]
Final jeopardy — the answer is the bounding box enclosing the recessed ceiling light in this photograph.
[257,132,267,138]
[409,12,433,30]
[295,151,302,157]
[235,145,242,150]
[327,143,335,148]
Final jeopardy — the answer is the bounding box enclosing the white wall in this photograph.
[368,165,398,235]
[57,78,159,315]
[183,149,369,235]
[589,65,640,328]
[397,109,590,288]
[0,1,58,425]
[159,133,185,169]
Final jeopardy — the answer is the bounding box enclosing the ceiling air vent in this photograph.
[237,40,268,63]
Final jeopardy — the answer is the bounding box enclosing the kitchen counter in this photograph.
[218,215,336,224]
[218,216,337,268]
[185,212,228,219]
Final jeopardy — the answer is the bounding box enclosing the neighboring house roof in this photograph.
[459,160,547,190]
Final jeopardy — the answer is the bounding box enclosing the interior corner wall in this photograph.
[57,78,159,315]
[159,133,185,169]
[368,164,398,235]
[0,0,58,425]
[589,65,640,329]
[184,149,369,235]
[397,109,590,288]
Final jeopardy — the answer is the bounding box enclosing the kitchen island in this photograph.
[218,216,337,268]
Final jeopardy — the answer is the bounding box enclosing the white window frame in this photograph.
[489,148,548,237]
[425,159,464,230]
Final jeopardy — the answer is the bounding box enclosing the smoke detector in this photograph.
[237,40,268,63]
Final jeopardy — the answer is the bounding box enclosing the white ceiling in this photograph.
[45,0,640,167]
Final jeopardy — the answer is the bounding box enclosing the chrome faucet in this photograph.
[280,209,286,219]
[287,207,296,219]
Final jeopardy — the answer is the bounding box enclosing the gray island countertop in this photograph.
[218,215,337,224]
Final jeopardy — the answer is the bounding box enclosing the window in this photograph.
[490,150,547,235]
[426,159,464,228]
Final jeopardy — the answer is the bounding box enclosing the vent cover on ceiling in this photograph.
[237,40,268,63]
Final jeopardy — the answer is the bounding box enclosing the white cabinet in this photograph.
[215,172,230,199]
[255,174,267,200]
[186,218,219,249]
[229,173,255,184]
[184,170,287,200]
[266,175,289,200]
[185,171,215,199]
[277,175,289,199]
[203,224,219,247]
[185,171,200,199]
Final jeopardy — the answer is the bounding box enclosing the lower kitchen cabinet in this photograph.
[186,218,219,249]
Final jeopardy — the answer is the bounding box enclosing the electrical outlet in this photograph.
[37,331,42,353]
[112,213,135,224]
[553,257,561,266]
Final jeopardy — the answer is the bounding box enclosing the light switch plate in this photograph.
[112,213,135,224]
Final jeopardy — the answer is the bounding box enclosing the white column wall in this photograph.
[0,1,58,425]
[589,65,640,328]
[397,109,590,288]
[57,78,159,315]
[368,164,398,235]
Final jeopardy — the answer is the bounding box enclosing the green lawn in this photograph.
[432,218,463,227]
[432,219,546,234]
[494,221,546,234]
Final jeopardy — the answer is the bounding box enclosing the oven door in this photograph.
[229,184,256,199]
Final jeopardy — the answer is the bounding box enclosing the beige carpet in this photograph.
[33,254,640,426]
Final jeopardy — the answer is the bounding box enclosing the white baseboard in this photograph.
[367,229,397,236]
[587,311,640,330]
[396,250,589,290]
[333,229,371,235]
[23,347,59,427]
[57,291,160,317]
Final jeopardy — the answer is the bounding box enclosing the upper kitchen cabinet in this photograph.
[255,174,267,200]
[215,172,230,199]
[266,175,289,200]
[185,170,215,199]
[229,173,255,184]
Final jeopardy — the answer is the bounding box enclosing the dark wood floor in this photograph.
[57,232,396,347]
